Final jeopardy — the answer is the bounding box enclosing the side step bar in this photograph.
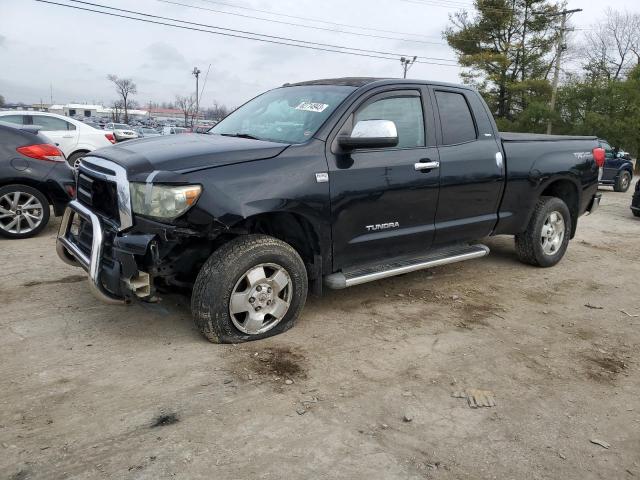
[324,244,489,289]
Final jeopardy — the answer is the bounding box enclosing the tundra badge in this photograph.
[366,222,400,232]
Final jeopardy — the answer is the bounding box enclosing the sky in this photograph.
[1,0,638,109]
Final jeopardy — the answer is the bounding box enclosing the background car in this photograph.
[632,179,640,217]
[0,121,75,238]
[0,111,115,167]
[161,126,189,135]
[134,126,162,138]
[104,122,138,142]
[598,138,634,192]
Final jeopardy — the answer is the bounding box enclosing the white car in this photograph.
[105,122,138,142]
[161,126,189,135]
[0,111,115,166]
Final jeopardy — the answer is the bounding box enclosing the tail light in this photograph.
[105,133,116,144]
[17,144,65,162]
[65,184,76,198]
[593,147,606,168]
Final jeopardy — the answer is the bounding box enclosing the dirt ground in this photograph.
[1,181,639,480]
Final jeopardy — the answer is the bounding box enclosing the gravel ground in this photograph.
[1,181,639,480]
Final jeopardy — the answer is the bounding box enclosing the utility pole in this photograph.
[192,67,201,127]
[400,56,417,79]
[546,8,581,134]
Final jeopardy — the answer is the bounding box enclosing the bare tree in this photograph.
[175,95,195,127]
[111,100,124,122]
[107,74,137,124]
[583,9,640,80]
[204,101,229,121]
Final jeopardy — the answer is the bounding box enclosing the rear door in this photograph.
[327,87,440,270]
[599,140,618,181]
[431,87,504,245]
[27,115,79,157]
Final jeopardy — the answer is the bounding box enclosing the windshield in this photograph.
[210,85,355,144]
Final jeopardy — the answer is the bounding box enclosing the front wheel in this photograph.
[614,171,632,192]
[0,184,50,239]
[191,235,308,343]
[515,196,572,267]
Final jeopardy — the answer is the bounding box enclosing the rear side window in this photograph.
[31,115,72,131]
[355,96,425,148]
[435,91,477,145]
[0,115,24,125]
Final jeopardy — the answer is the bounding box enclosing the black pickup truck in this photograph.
[56,78,603,343]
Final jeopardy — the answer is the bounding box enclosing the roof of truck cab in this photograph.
[283,77,471,90]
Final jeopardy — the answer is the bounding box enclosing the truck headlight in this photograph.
[130,183,202,220]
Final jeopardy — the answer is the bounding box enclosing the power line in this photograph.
[195,0,440,40]
[64,0,458,62]
[35,0,460,67]
[157,0,452,47]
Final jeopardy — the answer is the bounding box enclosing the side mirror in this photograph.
[338,119,398,150]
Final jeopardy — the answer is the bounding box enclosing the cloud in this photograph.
[0,35,6,48]
[142,42,188,70]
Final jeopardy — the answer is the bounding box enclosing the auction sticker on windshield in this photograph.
[295,102,329,113]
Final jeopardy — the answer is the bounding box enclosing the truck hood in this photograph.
[86,133,290,178]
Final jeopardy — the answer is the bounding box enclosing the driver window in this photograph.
[355,96,425,148]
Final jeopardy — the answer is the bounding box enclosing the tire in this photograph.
[614,171,632,192]
[0,184,50,239]
[67,151,87,169]
[191,234,308,343]
[515,196,572,268]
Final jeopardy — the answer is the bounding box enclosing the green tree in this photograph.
[445,0,560,123]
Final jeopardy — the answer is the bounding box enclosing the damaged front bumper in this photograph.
[56,199,156,304]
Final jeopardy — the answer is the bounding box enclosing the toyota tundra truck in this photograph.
[56,78,604,343]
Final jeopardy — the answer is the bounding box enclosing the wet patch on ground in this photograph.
[236,346,308,381]
[21,275,86,287]
[584,353,627,383]
[151,412,179,428]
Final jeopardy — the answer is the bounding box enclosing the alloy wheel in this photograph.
[0,191,44,235]
[229,263,292,335]
[540,210,565,256]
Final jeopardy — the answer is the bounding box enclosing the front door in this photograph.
[431,88,504,245]
[327,88,440,270]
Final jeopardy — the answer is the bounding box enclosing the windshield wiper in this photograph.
[219,133,260,140]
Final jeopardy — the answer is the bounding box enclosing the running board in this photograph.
[324,244,490,289]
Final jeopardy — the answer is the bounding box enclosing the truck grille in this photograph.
[77,173,119,221]
[75,157,133,231]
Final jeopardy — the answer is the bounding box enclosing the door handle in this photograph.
[414,160,440,171]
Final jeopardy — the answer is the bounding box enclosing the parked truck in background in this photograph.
[56,78,604,343]
[597,138,635,192]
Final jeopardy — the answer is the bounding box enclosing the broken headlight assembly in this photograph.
[130,183,202,220]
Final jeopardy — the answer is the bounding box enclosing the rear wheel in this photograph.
[67,151,87,169]
[0,184,50,239]
[515,196,571,267]
[191,234,308,343]
[614,171,632,192]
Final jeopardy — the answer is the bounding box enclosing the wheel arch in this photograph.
[0,179,51,205]
[229,211,325,277]
[538,178,580,239]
